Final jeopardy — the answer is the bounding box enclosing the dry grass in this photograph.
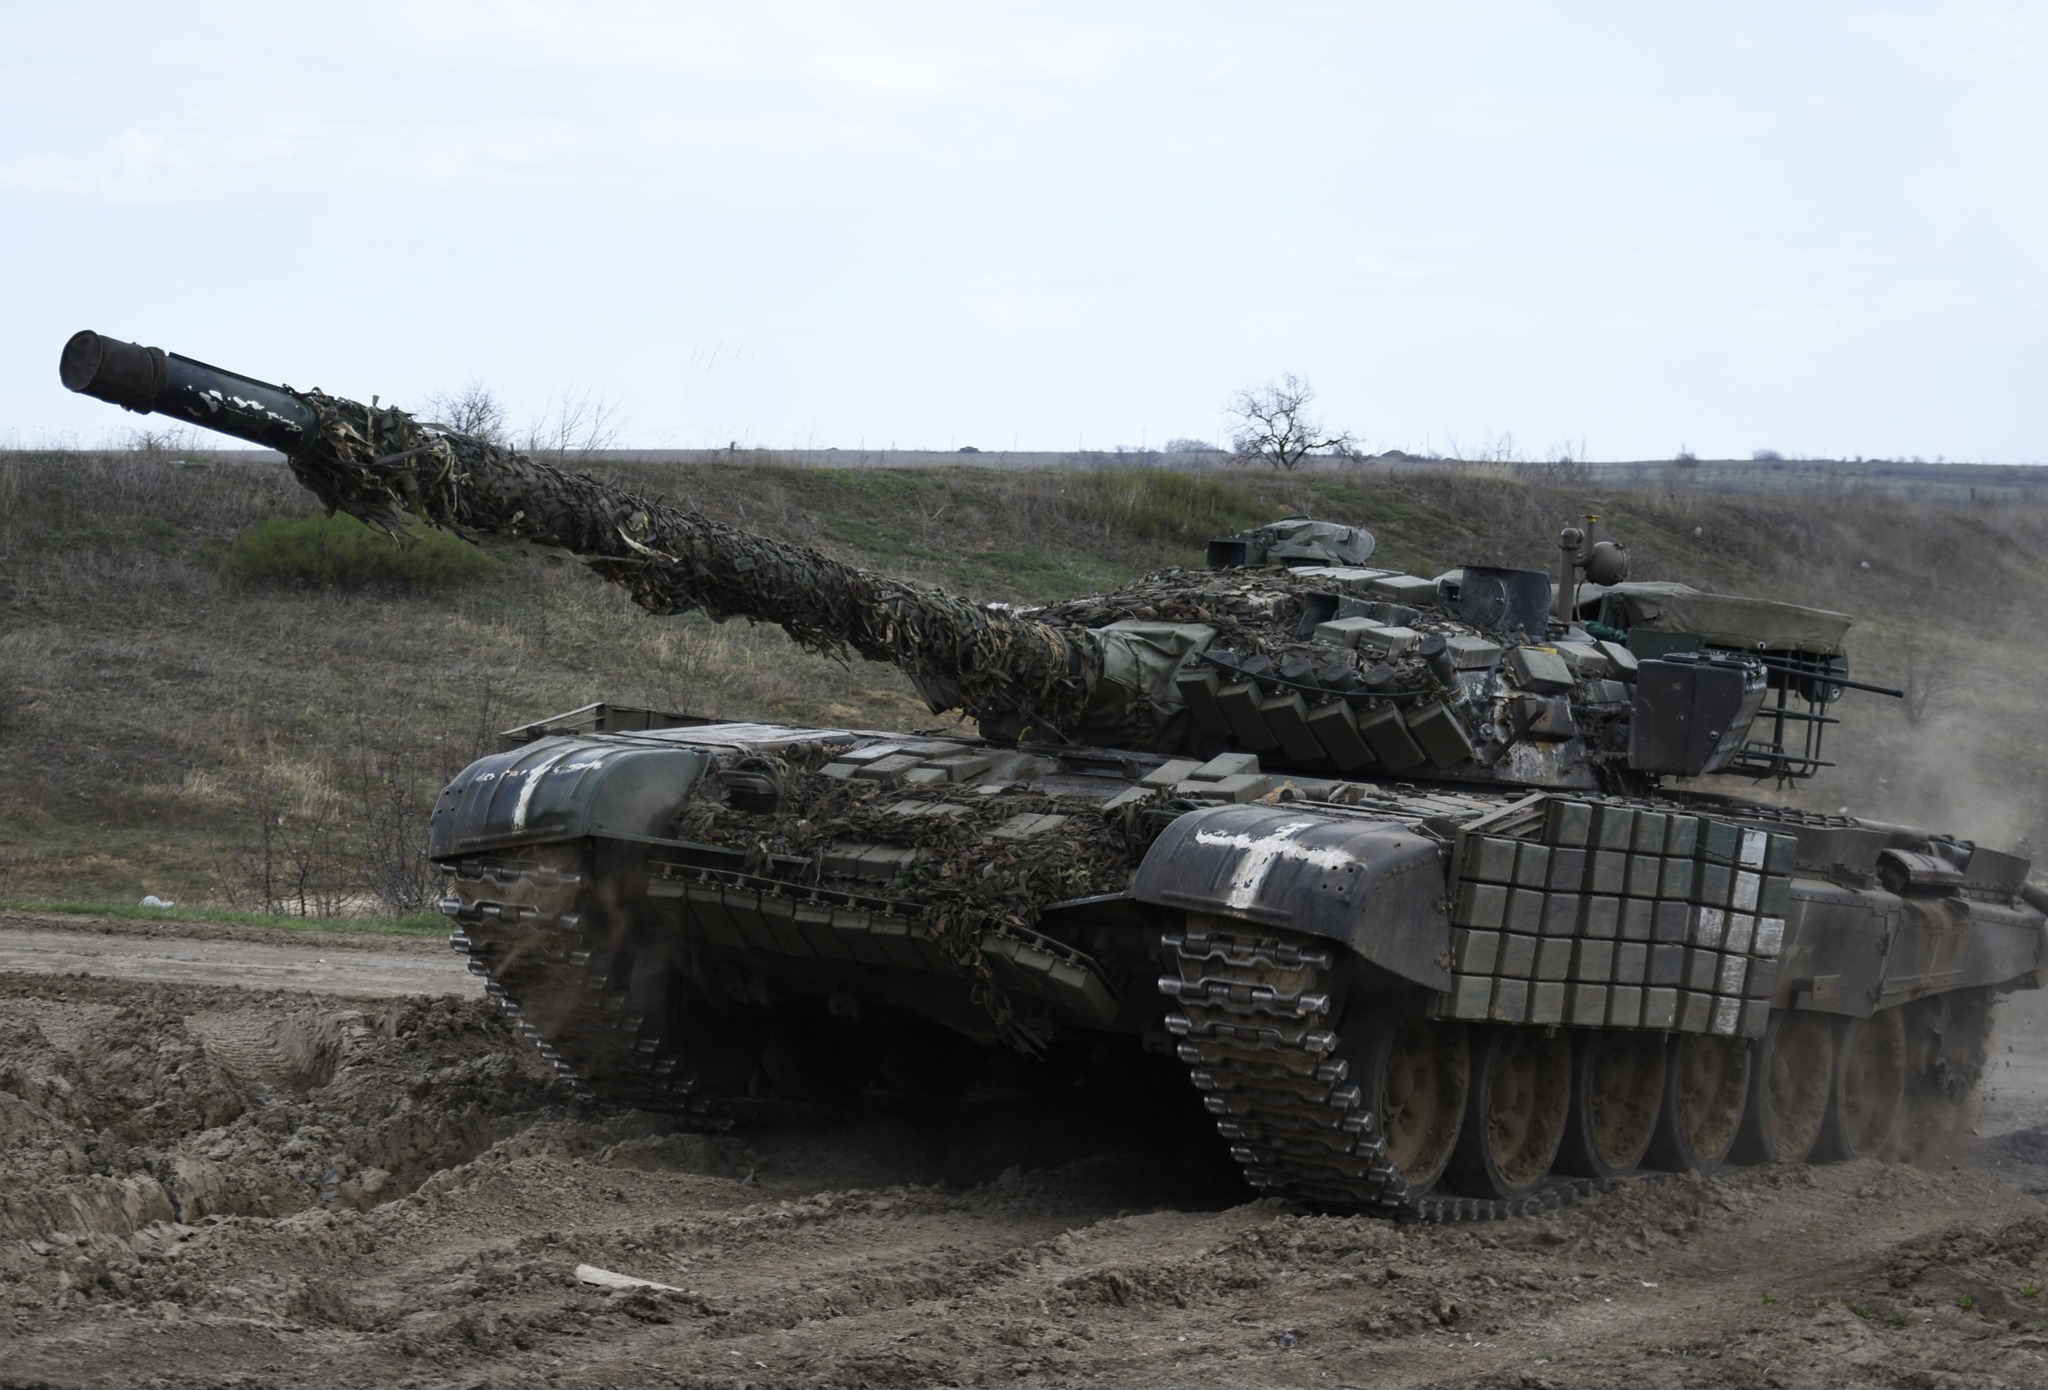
[2,449,2045,905]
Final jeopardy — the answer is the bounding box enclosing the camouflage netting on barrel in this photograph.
[282,395,1101,733]
[673,754,1163,1048]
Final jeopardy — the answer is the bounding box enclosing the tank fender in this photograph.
[1780,881,2048,1014]
[1906,896,2046,1001]
[427,737,712,858]
[1776,881,1890,1014]
[1130,804,1451,991]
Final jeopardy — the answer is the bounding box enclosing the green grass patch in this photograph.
[0,897,446,937]
[1074,470,1280,543]
[976,547,1115,592]
[225,512,498,589]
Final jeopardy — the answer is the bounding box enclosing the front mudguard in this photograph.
[427,736,712,859]
[1130,804,1452,992]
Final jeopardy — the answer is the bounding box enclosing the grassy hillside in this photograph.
[2,449,2044,909]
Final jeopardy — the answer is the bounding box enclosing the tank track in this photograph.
[1159,927,1598,1222]
[438,846,721,1118]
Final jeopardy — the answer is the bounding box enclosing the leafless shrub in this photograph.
[127,426,201,462]
[349,687,505,917]
[425,380,510,446]
[1897,636,1960,727]
[214,771,353,917]
[525,389,627,461]
[1514,455,1593,487]
[1443,431,1525,466]
[1226,374,1354,470]
[349,714,437,917]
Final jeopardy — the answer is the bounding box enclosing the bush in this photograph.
[1074,469,1281,543]
[225,513,498,589]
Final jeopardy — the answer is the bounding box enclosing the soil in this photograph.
[0,910,472,999]
[6,917,2048,1389]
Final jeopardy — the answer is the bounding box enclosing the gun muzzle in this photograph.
[60,330,319,453]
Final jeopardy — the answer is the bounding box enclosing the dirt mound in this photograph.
[0,975,560,1254]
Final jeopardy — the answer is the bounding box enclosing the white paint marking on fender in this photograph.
[1193,819,1356,911]
[511,748,572,832]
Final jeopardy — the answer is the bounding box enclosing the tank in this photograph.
[62,330,2046,1219]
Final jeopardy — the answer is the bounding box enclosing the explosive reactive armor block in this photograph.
[1442,797,1794,1039]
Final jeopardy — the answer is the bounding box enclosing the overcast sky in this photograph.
[3,1,2043,460]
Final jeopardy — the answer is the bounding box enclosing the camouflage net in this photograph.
[675,762,1164,1050]
[283,396,1100,731]
[276,390,1507,763]
[1033,569,1307,646]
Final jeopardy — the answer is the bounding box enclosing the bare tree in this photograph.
[349,711,439,916]
[1897,635,1958,727]
[524,388,626,461]
[1442,430,1522,464]
[214,771,352,917]
[1226,374,1353,470]
[422,381,625,459]
[425,380,510,446]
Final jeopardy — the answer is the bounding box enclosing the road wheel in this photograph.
[1814,1007,1908,1162]
[1555,1029,1666,1179]
[1445,1026,1572,1199]
[1645,1033,1751,1174]
[1731,1009,1833,1165]
[1360,1006,1471,1193]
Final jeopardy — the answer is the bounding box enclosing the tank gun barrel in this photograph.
[59,331,1104,735]
[61,331,319,454]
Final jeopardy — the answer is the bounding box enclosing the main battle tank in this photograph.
[62,330,2047,1219]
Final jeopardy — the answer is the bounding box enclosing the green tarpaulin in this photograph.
[1596,582,1851,654]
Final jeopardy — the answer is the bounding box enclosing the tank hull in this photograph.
[431,712,2043,1217]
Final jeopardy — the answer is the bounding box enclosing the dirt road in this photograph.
[0,913,475,998]
[5,914,2048,1389]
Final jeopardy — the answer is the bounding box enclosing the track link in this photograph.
[439,845,717,1116]
[1160,926,1599,1221]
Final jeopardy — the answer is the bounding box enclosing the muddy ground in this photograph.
[6,913,2048,1388]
